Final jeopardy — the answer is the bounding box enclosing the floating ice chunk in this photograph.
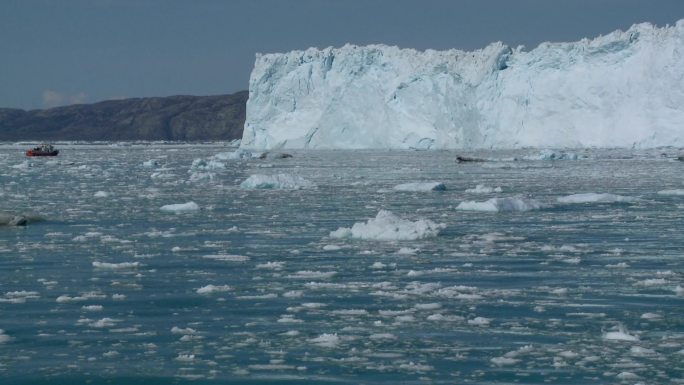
[396,247,418,255]
[675,285,684,296]
[369,333,397,340]
[331,309,369,316]
[256,261,285,270]
[465,184,502,194]
[287,270,337,279]
[457,197,542,212]
[634,278,668,286]
[309,333,340,348]
[213,148,260,160]
[322,244,342,251]
[640,313,662,320]
[0,329,11,343]
[160,201,200,213]
[112,294,126,301]
[330,210,445,241]
[398,362,433,372]
[56,295,89,303]
[658,189,684,196]
[188,171,215,182]
[89,317,120,328]
[190,158,225,170]
[491,357,520,366]
[92,261,140,269]
[0,291,40,303]
[240,173,315,189]
[603,326,639,342]
[616,372,639,380]
[93,191,109,198]
[203,254,250,262]
[393,182,446,192]
[557,193,637,204]
[142,159,160,168]
[176,354,195,362]
[196,284,232,294]
[171,326,197,334]
[81,305,103,312]
[467,316,492,326]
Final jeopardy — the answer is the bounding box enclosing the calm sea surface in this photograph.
[1,143,683,384]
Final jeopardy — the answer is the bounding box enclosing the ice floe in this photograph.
[0,291,40,304]
[330,210,445,241]
[465,184,502,194]
[0,329,11,343]
[309,333,340,348]
[603,325,639,342]
[457,197,542,212]
[557,193,637,204]
[196,284,232,294]
[392,182,446,192]
[657,189,684,196]
[240,173,315,189]
[92,261,140,269]
[160,201,200,212]
[202,254,250,262]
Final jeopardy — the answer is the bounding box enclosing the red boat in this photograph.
[26,144,59,157]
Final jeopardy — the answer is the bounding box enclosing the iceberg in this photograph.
[242,20,684,149]
[330,210,445,241]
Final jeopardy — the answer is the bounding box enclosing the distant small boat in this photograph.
[26,144,59,157]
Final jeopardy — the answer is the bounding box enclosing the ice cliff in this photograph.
[241,20,684,150]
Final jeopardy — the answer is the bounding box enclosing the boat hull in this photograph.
[26,150,59,157]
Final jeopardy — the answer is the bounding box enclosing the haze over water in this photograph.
[1,143,683,384]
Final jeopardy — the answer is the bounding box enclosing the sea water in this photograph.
[1,143,683,384]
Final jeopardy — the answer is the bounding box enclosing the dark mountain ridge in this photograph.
[0,91,248,141]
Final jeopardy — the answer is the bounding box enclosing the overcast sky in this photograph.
[2,0,683,109]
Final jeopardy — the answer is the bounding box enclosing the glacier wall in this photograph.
[242,20,684,149]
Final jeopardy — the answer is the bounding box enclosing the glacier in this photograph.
[241,20,684,149]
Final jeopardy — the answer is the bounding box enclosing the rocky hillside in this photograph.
[0,91,247,141]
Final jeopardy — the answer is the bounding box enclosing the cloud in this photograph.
[41,90,89,108]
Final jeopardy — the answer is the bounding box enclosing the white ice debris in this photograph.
[160,201,200,213]
[523,149,579,160]
[309,333,340,348]
[142,159,160,168]
[557,193,637,204]
[657,189,684,196]
[457,197,542,212]
[393,182,446,192]
[196,284,232,294]
[242,21,684,149]
[92,261,140,269]
[330,210,445,241]
[465,184,502,194]
[190,158,225,170]
[603,325,639,342]
[202,254,250,262]
[240,173,315,189]
[0,329,11,343]
[93,191,109,198]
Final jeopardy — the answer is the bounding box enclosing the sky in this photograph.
[1,0,683,110]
